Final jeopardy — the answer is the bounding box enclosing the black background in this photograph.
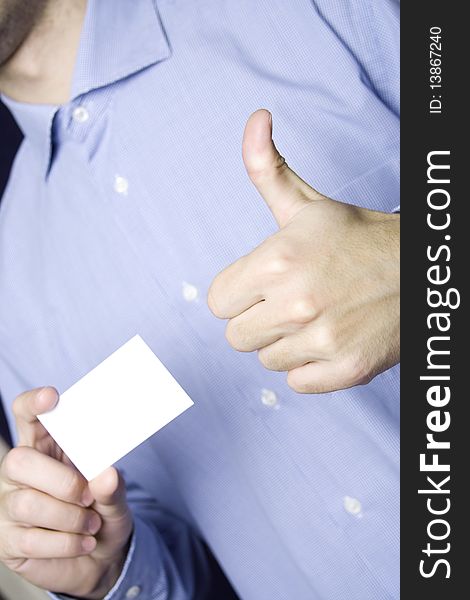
[401,2,466,598]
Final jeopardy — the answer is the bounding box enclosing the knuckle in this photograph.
[3,447,28,480]
[342,355,372,387]
[314,324,337,356]
[61,470,84,503]
[225,321,247,351]
[263,239,295,276]
[207,281,225,318]
[7,489,33,523]
[266,254,290,276]
[257,347,271,369]
[11,393,26,420]
[258,347,282,371]
[3,492,15,521]
[61,533,79,556]
[224,321,237,347]
[287,370,311,394]
[11,399,20,420]
[11,388,39,419]
[289,298,317,325]
[18,530,35,557]
[275,153,287,172]
[71,507,88,533]
[207,287,218,315]
[3,557,27,573]
[0,536,14,561]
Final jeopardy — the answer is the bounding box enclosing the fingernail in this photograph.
[87,513,101,535]
[81,487,94,507]
[82,536,96,553]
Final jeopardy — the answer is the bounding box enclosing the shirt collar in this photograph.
[71,0,170,99]
[1,0,170,178]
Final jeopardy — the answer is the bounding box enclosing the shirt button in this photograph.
[182,281,199,302]
[72,105,89,123]
[343,496,362,517]
[114,175,129,195]
[261,388,279,408]
[125,585,141,599]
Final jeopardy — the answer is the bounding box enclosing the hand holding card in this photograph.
[0,336,193,597]
[0,387,132,598]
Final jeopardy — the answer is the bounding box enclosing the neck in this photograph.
[0,0,87,104]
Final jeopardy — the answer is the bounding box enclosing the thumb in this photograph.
[242,109,320,227]
[13,386,59,447]
[88,467,132,558]
[89,467,129,522]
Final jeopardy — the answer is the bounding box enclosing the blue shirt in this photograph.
[0,1,400,598]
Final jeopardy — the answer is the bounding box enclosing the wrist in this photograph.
[365,208,400,288]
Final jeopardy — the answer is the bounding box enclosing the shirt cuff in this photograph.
[49,515,167,600]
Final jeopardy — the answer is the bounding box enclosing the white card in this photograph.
[38,335,194,480]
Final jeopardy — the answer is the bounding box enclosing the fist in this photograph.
[208,110,400,394]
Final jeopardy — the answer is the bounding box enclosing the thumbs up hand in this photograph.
[208,110,400,394]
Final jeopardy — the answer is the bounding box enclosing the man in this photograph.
[0,1,400,598]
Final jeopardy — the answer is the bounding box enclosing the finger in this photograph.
[5,527,96,560]
[208,252,265,319]
[5,488,101,535]
[13,387,59,447]
[89,467,129,522]
[258,337,315,372]
[6,557,97,597]
[287,358,371,394]
[88,468,132,553]
[225,299,298,352]
[1,447,93,507]
[242,109,320,227]
[256,316,336,371]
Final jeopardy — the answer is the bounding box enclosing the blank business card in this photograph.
[38,335,194,480]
